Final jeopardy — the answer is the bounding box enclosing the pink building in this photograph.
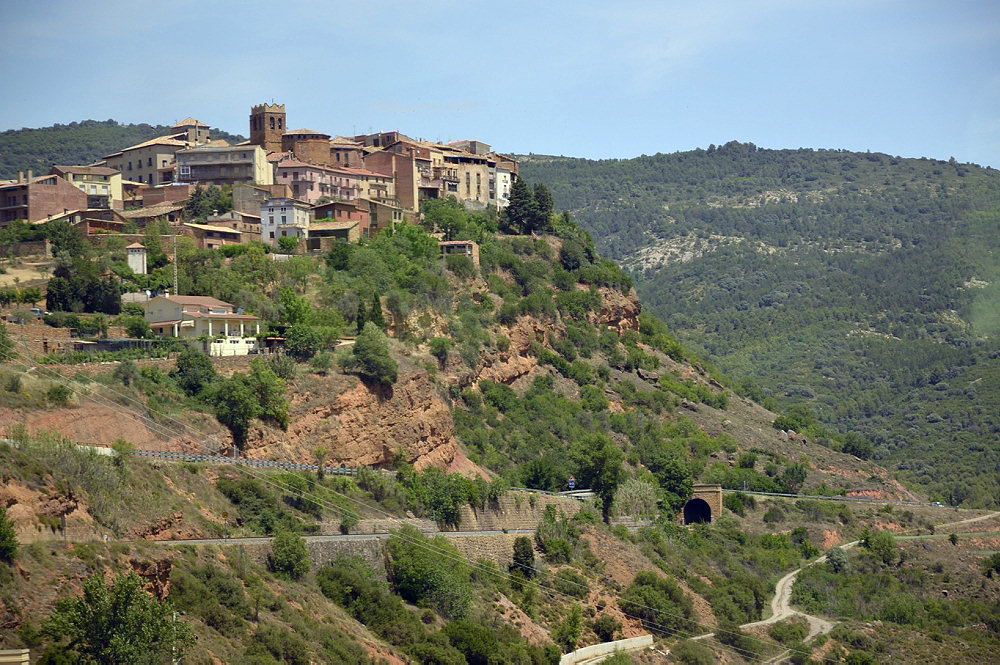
[274,160,359,204]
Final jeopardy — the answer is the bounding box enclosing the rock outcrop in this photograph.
[243,367,461,471]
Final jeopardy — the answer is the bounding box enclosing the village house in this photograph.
[274,160,359,204]
[102,136,191,187]
[48,166,123,210]
[175,142,273,186]
[0,171,87,225]
[182,222,243,250]
[143,294,260,356]
[260,197,311,246]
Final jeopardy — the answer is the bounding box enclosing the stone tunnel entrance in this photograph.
[678,484,722,525]
[682,498,713,524]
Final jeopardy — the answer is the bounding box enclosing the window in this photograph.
[269,231,274,238]
[138,175,143,183]
[127,162,132,170]
[281,215,286,223]
[270,117,275,130]
[147,157,152,167]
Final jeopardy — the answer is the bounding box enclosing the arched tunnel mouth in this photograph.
[683,497,712,524]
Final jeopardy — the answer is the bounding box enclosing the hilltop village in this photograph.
[0,104,521,356]
[0,103,517,246]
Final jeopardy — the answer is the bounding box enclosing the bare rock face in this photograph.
[245,368,460,471]
[129,554,174,600]
[589,286,641,333]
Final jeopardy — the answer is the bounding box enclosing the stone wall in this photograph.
[454,491,587,532]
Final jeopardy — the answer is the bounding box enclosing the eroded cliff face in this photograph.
[239,286,640,471]
[242,366,463,471]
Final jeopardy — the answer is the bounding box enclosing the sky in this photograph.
[2,0,998,167]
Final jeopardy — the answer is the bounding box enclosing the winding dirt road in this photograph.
[693,510,1000,651]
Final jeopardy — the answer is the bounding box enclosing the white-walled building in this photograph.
[260,197,312,246]
[143,295,260,356]
[126,243,147,275]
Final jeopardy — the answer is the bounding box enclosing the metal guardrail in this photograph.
[133,449,357,475]
[721,488,941,507]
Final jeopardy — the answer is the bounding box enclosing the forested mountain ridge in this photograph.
[0,119,245,178]
[521,143,1000,507]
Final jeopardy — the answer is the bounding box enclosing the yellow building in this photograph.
[49,166,124,210]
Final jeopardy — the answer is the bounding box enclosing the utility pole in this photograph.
[172,230,178,295]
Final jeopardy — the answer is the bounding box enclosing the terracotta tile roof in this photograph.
[283,129,330,137]
[310,220,359,231]
[126,242,144,249]
[171,117,207,128]
[120,204,185,219]
[52,165,119,176]
[183,223,242,234]
[155,295,232,308]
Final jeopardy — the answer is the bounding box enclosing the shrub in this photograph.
[619,571,694,636]
[42,571,194,663]
[551,568,590,599]
[268,530,310,580]
[445,254,475,279]
[511,536,536,578]
[0,505,18,563]
[826,546,849,573]
[763,506,785,523]
[768,618,808,645]
[591,614,622,642]
[429,337,451,366]
[386,525,471,618]
[111,359,140,387]
[261,353,296,380]
[308,351,334,374]
[862,529,896,565]
[672,639,716,665]
[341,322,397,385]
[46,384,72,406]
[244,622,310,665]
[171,347,216,397]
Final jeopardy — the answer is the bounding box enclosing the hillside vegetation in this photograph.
[0,119,245,178]
[521,144,1000,508]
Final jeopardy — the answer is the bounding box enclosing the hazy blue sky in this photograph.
[2,1,997,166]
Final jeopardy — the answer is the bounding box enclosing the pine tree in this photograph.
[503,177,537,234]
[532,183,554,231]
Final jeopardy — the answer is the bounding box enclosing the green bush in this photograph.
[341,322,397,385]
[268,530,310,580]
[591,614,622,642]
[386,525,471,618]
[46,384,72,406]
[619,571,694,636]
[550,568,590,599]
[768,618,808,645]
[244,622,310,665]
[0,505,18,563]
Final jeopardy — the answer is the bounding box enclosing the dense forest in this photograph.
[0,119,245,179]
[522,143,1000,507]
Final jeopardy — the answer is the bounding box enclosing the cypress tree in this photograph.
[369,293,387,331]
[355,296,367,335]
